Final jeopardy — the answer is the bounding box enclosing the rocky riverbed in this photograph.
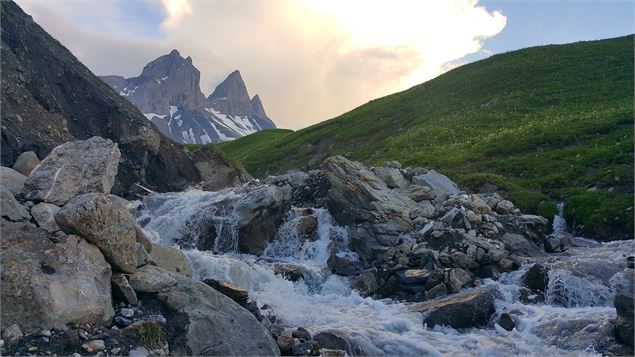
[1,136,633,356]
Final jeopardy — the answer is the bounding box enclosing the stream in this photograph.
[138,190,633,356]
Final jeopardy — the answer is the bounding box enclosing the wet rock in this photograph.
[156,271,280,356]
[292,340,320,356]
[147,243,192,278]
[498,313,515,331]
[128,266,177,293]
[273,263,311,281]
[410,286,502,329]
[0,167,26,196]
[297,215,318,241]
[522,264,549,292]
[82,339,105,352]
[351,272,379,296]
[499,233,542,257]
[314,330,376,356]
[2,324,23,344]
[1,221,114,333]
[518,287,545,304]
[327,255,364,276]
[203,279,249,305]
[30,202,61,232]
[320,349,346,357]
[55,193,138,273]
[371,166,409,189]
[12,151,40,176]
[235,185,292,255]
[0,189,31,221]
[292,327,311,342]
[445,268,472,293]
[614,293,634,346]
[23,137,120,205]
[495,200,515,215]
[112,274,138,305]
[544,233,573,253]
[276,336,294,355]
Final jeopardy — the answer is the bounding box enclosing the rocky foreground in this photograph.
[1,136,633,356]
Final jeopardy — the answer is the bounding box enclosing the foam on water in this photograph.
[139,190,629,356]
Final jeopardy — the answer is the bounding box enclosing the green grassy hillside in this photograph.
[216,36,634,239]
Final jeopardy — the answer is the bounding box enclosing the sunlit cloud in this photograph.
[16,0,506,129]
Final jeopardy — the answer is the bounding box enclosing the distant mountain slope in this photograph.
[0,1,243,196]
[100,52,276,144]
[216,35,634,239]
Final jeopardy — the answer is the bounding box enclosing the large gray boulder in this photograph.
[234,185,292,255]
[12,151,40,176]
[23,137,120,205]
[412,169,461,202]
[55,193,138,273]
[154,270,280,356]
[0,167,26,196]
[1,220,114,333]
[410,286,501,329]
[148,243,193,277]
[371,166,409,189]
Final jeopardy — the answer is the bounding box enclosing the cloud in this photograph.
[15,0,506,130]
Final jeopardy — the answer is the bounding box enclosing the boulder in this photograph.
[55,193,138,273]
[276,336,295,355]
[0,167,26,196]
[155,272,280,356]
[235,185,292,255]
[371,166,409,189]
[499,233,542,257]
[425,283,448,300]
[395,185,436,202]
[30,202,61,233]
[313,330,377,356]
[292,327,312,342]
[1,220,114,333]
[352,272,379,297]
[22,137,120,205]
[614,293,634,346]
[495,200,515,215]
[521,264,549,292]
[272,263,311,282]
[12,151,40,176]
[297,215,318,241]
[544,233,573,253]
[128,265,177,293]
[189,146,253,191]
[498,312,515,331]
[410,286,502,329]
[148,243,192,278]
[467,194,491,214]
[2,324,23,344]
[0,189,31,221]
[202,279,249,305]
[327,255,365,276]
[395,269,430,285]
[412,170,460,202]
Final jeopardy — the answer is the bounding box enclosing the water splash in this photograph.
[552,202,567,234]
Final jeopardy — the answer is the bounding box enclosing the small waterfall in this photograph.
[552,202,568,234]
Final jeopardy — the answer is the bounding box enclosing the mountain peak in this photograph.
[209,70,250,103]
[251,94,267,118]
[169,49,181,57]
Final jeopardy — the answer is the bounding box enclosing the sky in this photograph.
[16,0,634,130]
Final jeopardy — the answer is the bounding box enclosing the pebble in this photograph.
[0,339,4,348]
[42,337,50,343]
[41,330,52,337]
[145,315,167,324]
[82,340,105,352]
[53,325,69,333]
[73,353,81,357]
[28,347,39,352]
[111,347,121,355]
[78,331,88,340]
[119,308,135,318]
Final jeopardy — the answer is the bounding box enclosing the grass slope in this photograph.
[216,36,634,239]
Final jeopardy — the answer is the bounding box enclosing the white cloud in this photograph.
[15,0,506,129]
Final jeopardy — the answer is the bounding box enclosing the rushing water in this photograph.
[138,189,633,356]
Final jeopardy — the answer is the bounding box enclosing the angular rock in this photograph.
[128,265,177,293]
[111,274,138,305]
[276,336,295,355]
[55,193,137,273]
[522,264,549,292]
[156,271,280,356]
[12,151,40,176]
[327,255,364,276]
[412,170,461,202]
[371,166,409,189]
[499,233,542,257]
[272,263,311,282]
[0,167,26,196]
[395,185,436,202]
[190,146,253,191]
[30,202,61,233]
[467,194,491,214]
[410,286,502,329]
[425,283,448,300]
[148,243,192,278]
[82,340,105,352]
[615,293,634,346]
[135,242,150,267]
[297,215,318,241]
[313,330,377,356]
[352,272,379,297]
[544,233,573,253]
[23,137,120,205]
[203,279,249,305]
[495,200,515,215]
[0,189,31,221]
[445,268,472,293]
[292,327,312,342]
[1,221,114,333]
[498,313,515,331]
[2,324,23,344]
[396,269,430,285]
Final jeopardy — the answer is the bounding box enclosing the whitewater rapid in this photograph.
[138,189,632,356]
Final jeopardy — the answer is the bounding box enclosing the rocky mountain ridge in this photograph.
[101,52,276,144]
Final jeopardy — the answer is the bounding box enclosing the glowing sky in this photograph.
[16,0,633,129]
